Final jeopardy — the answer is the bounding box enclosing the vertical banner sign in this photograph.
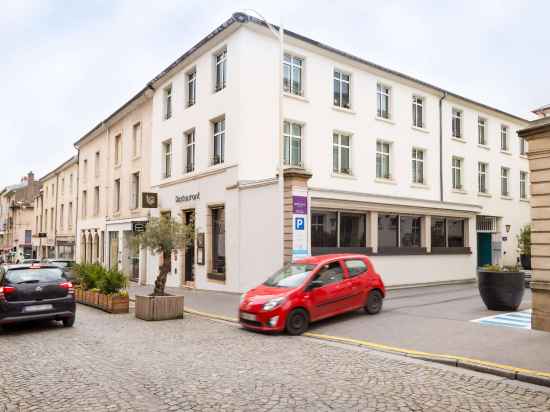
[292,190,309,260]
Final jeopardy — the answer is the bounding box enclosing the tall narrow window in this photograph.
[163,85,172,119]
[283,121,302,167]
[333,70,350,109]
[69,174,73,194]
[114,134,122,165]
[213,119,225,165]
[60,204,64,230]
[478,117,487,145]
[187,70,196,106]
[452,109,462,138]
[130,172,140,209]
[501,167,510,196]
[283,54,303,96]
[377,83,391,119]
[162,140,172,178]
[452,157,463,190]
[82,190,87,218]
[185,130,195,173]
[519,137,527,156]
[376,141,391,179]
[114,179,121,212]
[50,207,54,231]
[61,178,65,196]
[93,186,100,216]
[412,95,424,128]
[333,133,351,174]
[211,207,225,274]
[68,202,73,229]
[83,159,88,182]
[132,122,141,158]
[215,50,227,91]
[478,162,488,194]
[411,148,424,184]
[520,171,528,199]
[501,125,509,151]
[95,151,100,177]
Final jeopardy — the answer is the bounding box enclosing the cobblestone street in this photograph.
[2,306,550,411]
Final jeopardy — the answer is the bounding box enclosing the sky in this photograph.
[1,0,549,188]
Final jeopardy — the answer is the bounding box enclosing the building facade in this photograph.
[74,92,153,283]
[32,157,79,260]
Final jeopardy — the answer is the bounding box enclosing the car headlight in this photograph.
[262,297,286,311]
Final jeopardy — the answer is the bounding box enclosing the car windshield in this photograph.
[5,268,66,284]
[263,264,316,288]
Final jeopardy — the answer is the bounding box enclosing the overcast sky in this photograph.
[1,0,548,188]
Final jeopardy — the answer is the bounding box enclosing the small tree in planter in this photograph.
[132,214,194,320]
[517,224,532,270]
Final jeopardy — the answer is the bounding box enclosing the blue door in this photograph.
[477,233,492,267]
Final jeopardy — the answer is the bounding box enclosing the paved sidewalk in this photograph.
[128,282,550,373]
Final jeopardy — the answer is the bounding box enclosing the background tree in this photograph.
[133,214,194,296]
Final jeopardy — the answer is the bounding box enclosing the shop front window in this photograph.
[447,219,465,247]
[211,208,225,275]
[431,217,446,248]
[400,216,422,248]
[339,213,365,247]
[431,217,466,248]
[378,214,398,248]
[311,211,338,247]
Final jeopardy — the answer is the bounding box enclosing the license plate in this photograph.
[24,304,53,313]
[240,312,256,321]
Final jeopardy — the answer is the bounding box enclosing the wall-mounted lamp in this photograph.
[505,224,511,233]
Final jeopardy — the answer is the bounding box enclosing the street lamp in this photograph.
[238,10,285,264]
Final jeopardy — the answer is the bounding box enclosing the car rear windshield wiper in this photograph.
[16,280,40,284]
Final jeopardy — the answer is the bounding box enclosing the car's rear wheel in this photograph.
[365,290,383,315]
[285,309,309,335]
[62,316,75,328]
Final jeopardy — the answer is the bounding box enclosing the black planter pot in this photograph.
[477,270,525,311]
[520,254,532,270]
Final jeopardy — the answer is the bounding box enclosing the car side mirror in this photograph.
[306,279,324,291]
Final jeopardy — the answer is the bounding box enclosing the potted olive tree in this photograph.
[132,214,194,321]
[517,224,532,270]
[477,264,525,311]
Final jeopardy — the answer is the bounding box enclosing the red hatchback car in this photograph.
[239,254,385,335]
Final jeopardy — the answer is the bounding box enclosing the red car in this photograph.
[239,254,385,335]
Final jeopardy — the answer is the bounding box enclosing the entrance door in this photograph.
[184,210,195,282]
[477,233,492,267]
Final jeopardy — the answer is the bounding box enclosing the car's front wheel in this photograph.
[285,308,309,335]
[364,290,383,315]
[62,316,75,328]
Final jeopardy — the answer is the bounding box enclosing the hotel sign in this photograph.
[142,192,158,209]
[175,192,200,203]
[292,191,309,261]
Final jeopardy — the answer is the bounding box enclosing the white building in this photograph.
[133,13,530,292]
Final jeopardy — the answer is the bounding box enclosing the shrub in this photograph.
[517,225,531,256]
[78,264,107,290]
[97,269,128,295]
[482,264,520,272]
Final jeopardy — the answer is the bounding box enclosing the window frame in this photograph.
[519,136,527,156]
[283,53,304,96]
[311,210,367,250]
[478,117,487,146]
[212,118,225,165]
[283,121,303,167]
[377,83,391,119]
[130,172,140,210]
[162,139,172,178]
[163,85,173,120]
[411,148,425,185]
[478,162,489,194]
[214,49,227,92]
[184,129,195,173]
[500,125,509,152]
[520,171,528,200]
[412,95,424,128]
[452,108,462,139]
[114,179,121,213]
[132,122,142,158]
[187,69,196,107]
[333,69,351,109]
[452,156,463,190]
[332,132,352,175]
[376,140,391,180]
[501,166,510,197]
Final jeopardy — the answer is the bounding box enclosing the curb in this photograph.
[183,308,550,388]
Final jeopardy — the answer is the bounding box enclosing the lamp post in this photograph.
[239,10,285,264]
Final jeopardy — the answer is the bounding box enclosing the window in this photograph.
[130,172,140,210]
[94,151,100,177]
[81,191,87,218]
[211,207,225,274]
[377,83,391,119]
[333,70,350,109]
[378,214,399,248]
[431,217,465,248]
[311,211,338,247]
[50,208,54,231]
[478,117,487,145]
[478,162,488,194]
[519,137,527,156]
[60,204,64,230]
[114,179,120,212]
[314,262,344,286]
[213,119,225,165]
[187,70,196,106]
[283,54,303,96]
[163,85,172,119]
[333,132,351,174]
[452,109,462,138]
[283,121,302,167]
[520,171,528,199]
[51,184,55,200]
[344,260,368,278]
[311,211,366,250]
[83,159,88,182]
[93,186,100,216]
[215,50,227,91]
[377,214,422,250]
[452,157,463,190]
[44,209,48,231]
[61,178,65,195]
[68,202,73,229]
[501,167,510,196]
[376,141,391,179]
[411,148,425,184]
[69,174,73,194]
[400,216,422,248]
[339,213,366,247]
[114,134,122,165]
[162,140,172,178]
[412,95,424,127]
[501,125,509,151]
[132,122,142,158]
[185,130,195,173]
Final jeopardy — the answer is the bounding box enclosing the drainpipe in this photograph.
[439,91,447,203]
[54,173,59,258]
[75,151,80,262]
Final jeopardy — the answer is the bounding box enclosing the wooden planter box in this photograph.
[135,295,184,321]
[75,290,129,314]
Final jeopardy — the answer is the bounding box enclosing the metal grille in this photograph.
[477,216,497,232]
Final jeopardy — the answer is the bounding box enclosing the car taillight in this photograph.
[0,286,15,300]
[59,282,74,294]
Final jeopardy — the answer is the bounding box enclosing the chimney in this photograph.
[27,171,34,183]
[532,105,550,118]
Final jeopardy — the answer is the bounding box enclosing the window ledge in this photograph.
[500,150,512,156]
[477,192,492,198]
[375,178,396,185]
[501,195,513,200]
[520,154,528,159]
[331,172,356,180]
[375,116,395,125]
[332,106,355,115]
[410,183,430,190]
[411,125,429,134]
[451,137,466,144]
[520,198,530,203]
[284,92,308,103]
[452,188,467,194]
[477,144,490,151]
[132,155,142,161]
[431,247,472,255]
[207,272,226,282]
